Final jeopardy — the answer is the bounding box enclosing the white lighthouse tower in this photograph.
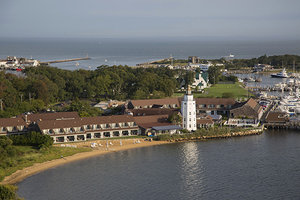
[181,85,197,131]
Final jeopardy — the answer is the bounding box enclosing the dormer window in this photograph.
[1,127,6,132]
[60,128,64,133]
[87,125,92,130]
[80,127,84,132]
[97,124,101,129]
[49,129,54,134]
[115,123,119,128]
[105,124,110,128]
[13,126,18,131]
[70,128,75,133]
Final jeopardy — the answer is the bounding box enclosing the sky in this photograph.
[1,0,300,40]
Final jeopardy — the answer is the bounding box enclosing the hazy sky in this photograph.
[1,0,300,39]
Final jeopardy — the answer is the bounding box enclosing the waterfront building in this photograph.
[133,114,181,135]
[181,86,197,131]
[127,98,180,109]
[195,98,236,116]
[225,98,263,127]
[0,118,27,136]
[196,114,214,128]
[37,115,139,143]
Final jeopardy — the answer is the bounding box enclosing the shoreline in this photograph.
[0,139,169,185]
[1,129,263,185]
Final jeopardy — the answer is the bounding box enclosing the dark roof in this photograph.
[195,98,236,105]
[0,118,26,127]
[197,118,214,125]
[265,112,289,123]
[152,125,182,131]
[20,112,79,123]
[133,115,171,129]
[129,98,180,108]
[230,98,262,118]
[128,108,179,116]
[37,115,135,130]
[133,115,169,124]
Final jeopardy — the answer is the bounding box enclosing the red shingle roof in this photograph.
[0,118,26,127]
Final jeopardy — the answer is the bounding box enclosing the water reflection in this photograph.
[180,142,204,198]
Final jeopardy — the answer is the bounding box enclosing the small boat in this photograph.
[271,68,289,78]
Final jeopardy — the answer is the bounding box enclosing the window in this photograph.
[189,112,191,115]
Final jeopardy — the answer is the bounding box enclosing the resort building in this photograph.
[181,86,197,131]
[0,117,27,136]
[133,114,181,135]
[195,98,236,116]
[127,98,180,109]
[37,115,139,143]
[225,98,263,127]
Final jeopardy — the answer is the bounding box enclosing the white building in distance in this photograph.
[181,86,197,131]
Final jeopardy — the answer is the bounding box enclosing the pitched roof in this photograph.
[133,114,169,124]
[197,118,214,125]
[128,108,179,116]
[37,115,135,130]
[195,98,236,105]
[129,98,180,108]
[0,118,26,127]
[265,112,289,123]
[133,115,171,129]
[230,98,262,118]
[20,112,80,123]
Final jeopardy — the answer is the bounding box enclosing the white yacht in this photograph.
[271,68,289,78]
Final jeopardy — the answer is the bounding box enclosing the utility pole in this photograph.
[0,99,3,111]
[29,92,32,104]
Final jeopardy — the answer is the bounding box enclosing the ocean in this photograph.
[17,130,300,200]
[1,38,300,70]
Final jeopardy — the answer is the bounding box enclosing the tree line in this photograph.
[0,65,190,118]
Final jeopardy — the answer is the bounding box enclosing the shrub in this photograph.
[9,132,53,149]
[0,184,22,200]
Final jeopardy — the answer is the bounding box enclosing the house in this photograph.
[127,98,180,109]
[192,71,209,90]
[253,64,273,72]
[37,115,139,143]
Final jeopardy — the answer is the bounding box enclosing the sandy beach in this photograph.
[1,139,169,185]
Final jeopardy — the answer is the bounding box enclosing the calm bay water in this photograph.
[18,130,300,200]
[1,38,300,70]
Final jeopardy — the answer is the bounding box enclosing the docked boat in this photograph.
[271,68,289,78]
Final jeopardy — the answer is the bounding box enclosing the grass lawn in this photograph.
[173,83,252,99]
[0,146,91,181]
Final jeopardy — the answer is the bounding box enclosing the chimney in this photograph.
[25,114,28,123]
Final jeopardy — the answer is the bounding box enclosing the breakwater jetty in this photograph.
[39,56,91,65]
